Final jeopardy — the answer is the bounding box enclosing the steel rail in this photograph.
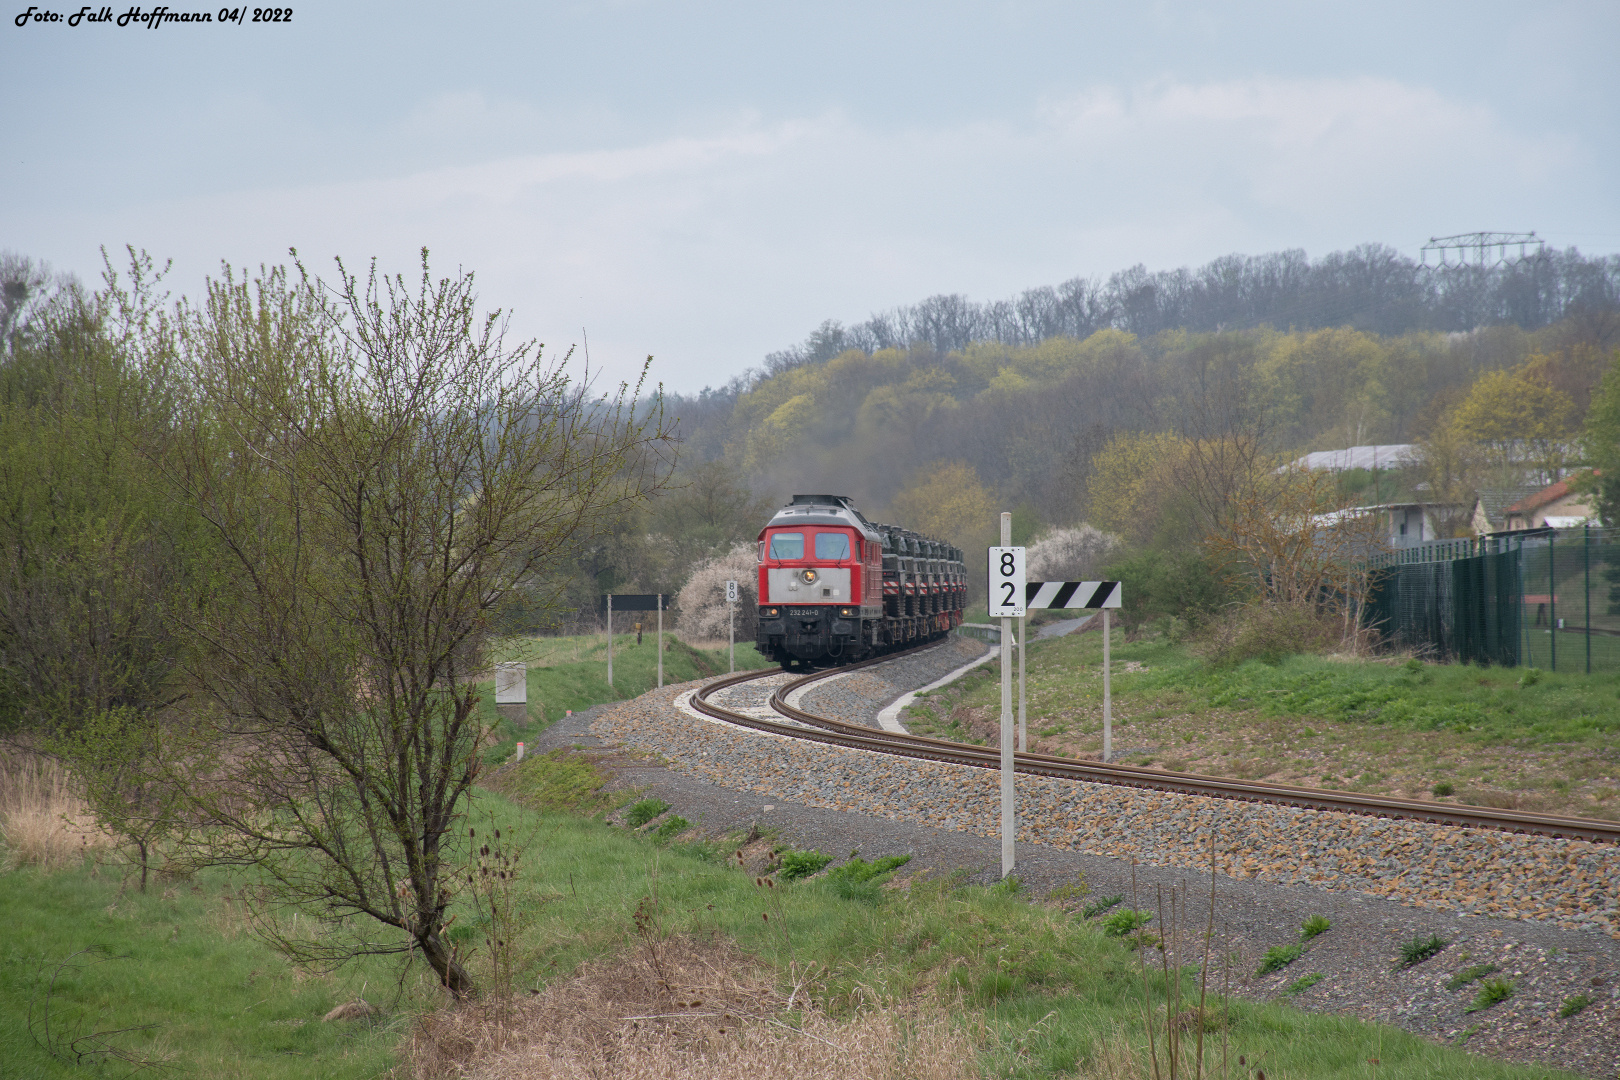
[687,643,1620,846]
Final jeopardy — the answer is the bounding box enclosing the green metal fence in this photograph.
[1364,527,1620,672]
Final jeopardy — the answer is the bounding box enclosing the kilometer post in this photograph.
[988,514,1024,879]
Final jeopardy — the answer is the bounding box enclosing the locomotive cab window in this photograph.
[814,532,850,560]
[768,532,804,560]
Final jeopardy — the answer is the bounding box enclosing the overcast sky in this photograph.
[4,1,1617,391]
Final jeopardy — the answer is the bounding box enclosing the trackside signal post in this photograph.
[602,594,672,689]
[987,515,1025,879]
[726,579,739,673]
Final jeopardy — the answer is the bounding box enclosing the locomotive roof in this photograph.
[761,495,881,539]
[760,496,961,562]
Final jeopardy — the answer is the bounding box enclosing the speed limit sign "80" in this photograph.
[987,546,1026,617]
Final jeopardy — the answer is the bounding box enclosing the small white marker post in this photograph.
[606,594,613,689]
[726,579,739,673]
[987,516,1025,879]
[656,592,664,689]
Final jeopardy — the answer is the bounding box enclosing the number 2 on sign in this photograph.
[987,546,1026,617]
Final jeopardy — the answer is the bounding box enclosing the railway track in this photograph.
[689,642,1620,846]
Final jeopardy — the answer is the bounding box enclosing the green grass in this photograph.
[1286,971,1325,994]
[1446,963,1501,991]
[626,797,672,827]
[1257,943,1305,974]
[1397,934,1450,968]
[1558,993,1592,1018]
[472,632,772,765]
[942,625,1620,748]
[1466,978,1516,1013]
[3,749,1591,1080]
[1300,914,1331,940]
[490,748,636,817]
[778,849,834,880]
[0,863,408,1079]
[652,815,690,842]
[1101,908,1153,936]
[1080,893,1124,919]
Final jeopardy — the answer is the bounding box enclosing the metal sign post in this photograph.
[726,579,738,673]
[1102,608,1111,762]
[1021,580,1122,761]
[1017,616,1026,752]
[657,593,664,689]
[987,519,1025,879]
[606,594,613,689]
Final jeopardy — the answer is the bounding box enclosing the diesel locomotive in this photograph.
[754,494,965,668]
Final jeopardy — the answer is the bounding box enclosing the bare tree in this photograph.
[1205,466,1390,644]
[157,250,670,997]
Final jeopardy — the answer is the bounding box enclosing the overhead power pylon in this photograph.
[1420,231,1545,269]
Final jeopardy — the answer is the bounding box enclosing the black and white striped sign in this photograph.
[1025,580,1121,609]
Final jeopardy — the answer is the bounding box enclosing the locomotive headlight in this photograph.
[762,606,780,617]
[801,568,818,584]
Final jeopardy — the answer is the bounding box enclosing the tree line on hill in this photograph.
[757,244,1620,373]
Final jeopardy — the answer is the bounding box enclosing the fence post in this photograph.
[1518,537,1526,668]
[1585,524,1592,676]
[1549,533,1557,673]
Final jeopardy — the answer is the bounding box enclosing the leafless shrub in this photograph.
[1191,602,1344,668]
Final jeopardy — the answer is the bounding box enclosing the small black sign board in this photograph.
[602,593,672,612]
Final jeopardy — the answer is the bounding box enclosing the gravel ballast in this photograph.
[567,638,1620,1077]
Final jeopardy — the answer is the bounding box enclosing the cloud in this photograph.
[1040,77,1571,215]
[8,77,1593,391]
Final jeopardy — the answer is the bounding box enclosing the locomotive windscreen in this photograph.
[813,533,850,559]
[769,533,804,559]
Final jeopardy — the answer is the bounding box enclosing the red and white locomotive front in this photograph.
[754,496,882,664]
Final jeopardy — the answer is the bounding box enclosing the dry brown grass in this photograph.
[1082,1031,1238,1080]
[0,750,111,870]
[400,933,976,1080]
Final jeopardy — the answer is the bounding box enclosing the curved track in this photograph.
[689,642,1620,846]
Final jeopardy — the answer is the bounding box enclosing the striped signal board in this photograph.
[1025,580,1121,609]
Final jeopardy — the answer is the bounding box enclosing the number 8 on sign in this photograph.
[987,546,1026,617]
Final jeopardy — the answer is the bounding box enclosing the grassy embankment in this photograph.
[2,747,1587,1079]
[471,631,771,764]
[902,626,1620,820]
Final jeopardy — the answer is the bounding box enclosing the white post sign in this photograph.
[656,592,664,689]
[987,546,1026,618]
[989,525,1023,879]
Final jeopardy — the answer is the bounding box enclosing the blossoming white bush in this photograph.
[1026,524,1121,583]
[676,542,758,642]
